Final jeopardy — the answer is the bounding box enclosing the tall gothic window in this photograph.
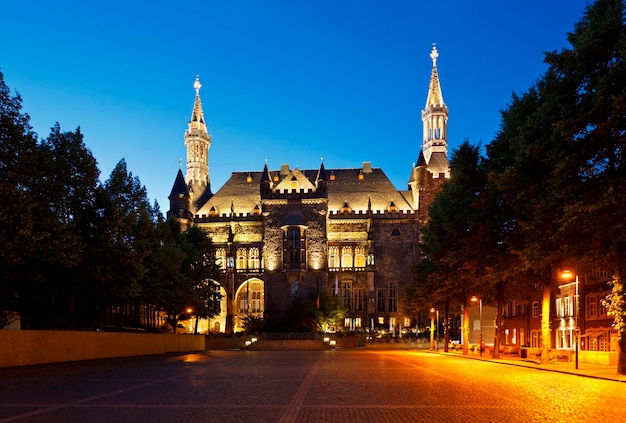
[341,281,352,310]
[328,247,340,270]
[341,246,353,269]
[355,287,363,312]
[236,248,247,271]
[388,282,397,312]
[284,227,305,268]
[248,248,260,271]
[215,248,226,271]
[354,246,366,269]
[377,289,385,312]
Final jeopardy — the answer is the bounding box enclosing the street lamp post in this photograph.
[471,296,483,357]
[430,308,435,350]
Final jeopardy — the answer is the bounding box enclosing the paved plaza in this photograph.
[1,349,625,422]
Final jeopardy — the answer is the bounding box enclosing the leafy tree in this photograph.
[543,0,626,372]
[410,141,493,354]
[484,0,626,367]
[88,159,158,327]
[0,69,41,323]
[178,225,222,333]
[36,124,100,327]
[315,292,346,333]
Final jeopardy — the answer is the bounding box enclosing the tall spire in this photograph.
[425,44,445,108]
[421,43,449,177]
[184,75,213,212]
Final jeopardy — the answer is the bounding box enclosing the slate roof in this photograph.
[195,165,414,217]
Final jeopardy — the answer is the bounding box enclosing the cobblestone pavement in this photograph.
[1,349,625,422]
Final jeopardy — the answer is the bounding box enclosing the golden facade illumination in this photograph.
[168,46,450,334]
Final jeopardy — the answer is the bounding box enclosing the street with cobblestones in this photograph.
[0,349,624,422]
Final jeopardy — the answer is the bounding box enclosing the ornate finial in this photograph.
[430,43,438,66]
[194,75,201,95]
[179,157,182,169]
[264,157,268,165]
[320,156,324,163]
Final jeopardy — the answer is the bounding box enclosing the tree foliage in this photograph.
[0,70,221,331]
[410,0,626,369]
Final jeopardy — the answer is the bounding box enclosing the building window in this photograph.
[377,289,385,312]
[284,227,305,268]
[532,302,539,318]
[355,287,363,312]
[388,282,397,313]
[556,328,574,350]
[354,246,366,269]
[355,317,362,328]
[251,281,263,313]
[236,248,248,271]
[555,298,563,318]
[341,247,353,269]
[238,280,264,314]
[341,280,352,310]
[216,248,226,271]
[588,295,597,318]
[531,331,540,348]
[600,298,608,316]
[248,248,260,271]
[564,296,573,318]
[328,247,339,270]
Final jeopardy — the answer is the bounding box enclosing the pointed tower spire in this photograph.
[421,44,449,177]
[184,75,213,212]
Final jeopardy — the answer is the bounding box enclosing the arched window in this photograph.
[237,280,264,314]
[215,248,226,271]
[328,247,339,269]
[236,248,247,271]
[248,248,260,271]
[354,246,366,268]
[341,246,353,269]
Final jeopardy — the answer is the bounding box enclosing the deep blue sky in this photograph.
[1,1,590,209]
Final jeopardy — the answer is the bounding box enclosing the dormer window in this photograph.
[209,206,217,217]
[246,173,252,183]
[253,204,261,215]
[388,201,397,212]
[290,176,298,191]
[342,201,350,213]
[330,171,335,181]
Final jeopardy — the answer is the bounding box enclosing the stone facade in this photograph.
[168,46,450,333]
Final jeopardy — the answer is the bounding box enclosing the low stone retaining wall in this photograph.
[0,330,205,368]
[245,339,331,350]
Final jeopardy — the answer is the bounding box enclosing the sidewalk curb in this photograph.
[425,350,626,383]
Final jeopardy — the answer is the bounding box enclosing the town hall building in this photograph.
[168,45,449,334]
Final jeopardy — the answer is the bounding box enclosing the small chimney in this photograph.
[362,162,373,173]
